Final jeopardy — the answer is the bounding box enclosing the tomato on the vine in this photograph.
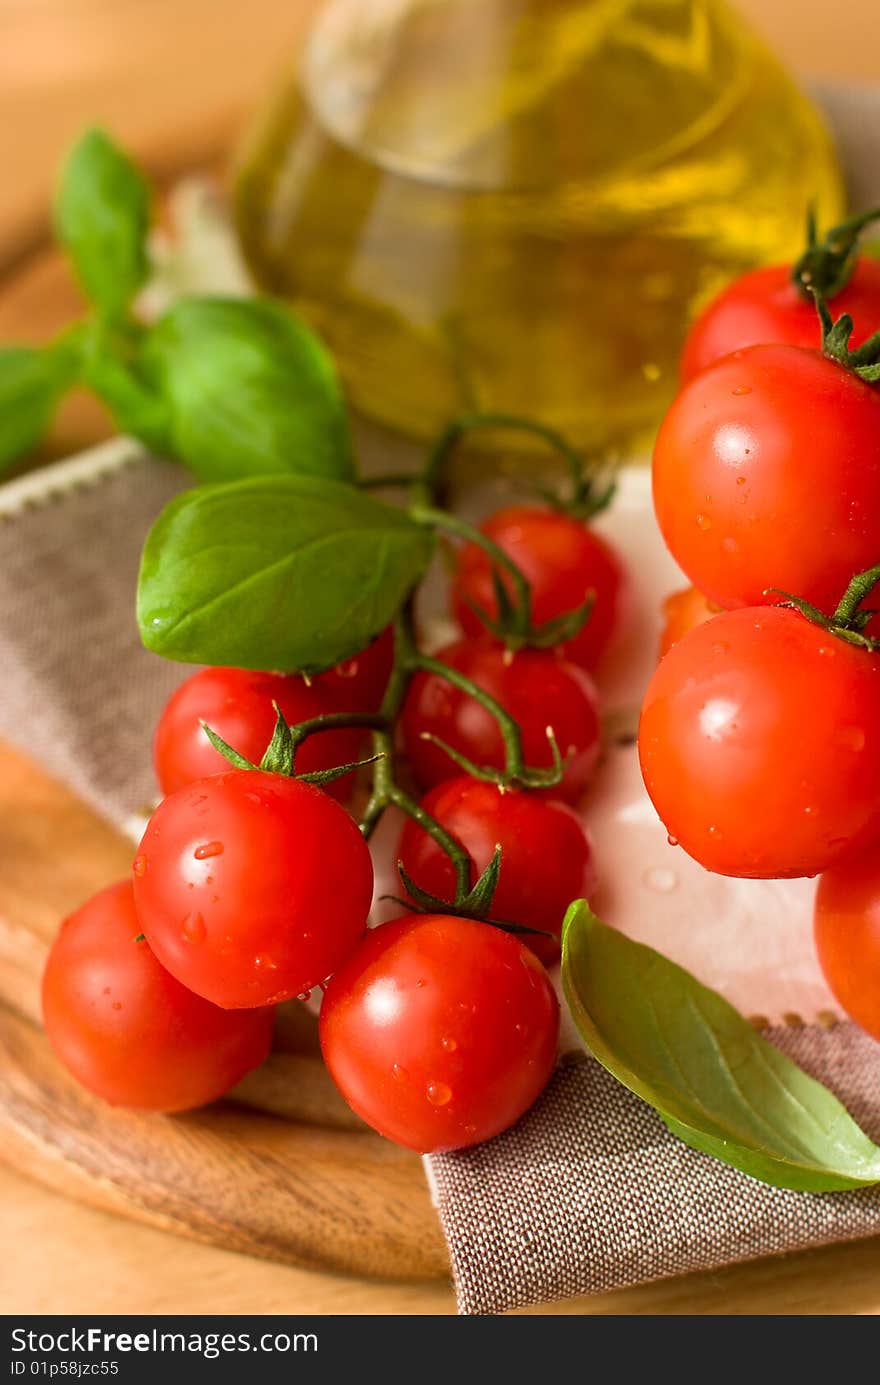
[653,345,880,613]
[319,914,559,1153]
[398,775,597,964]
[814,853,880,1042]
[132,770,373,1008]
[310,625,394,711]
[451,505,627,670]
[400,638,601,804]
[638,606,880,879]
[154,666,365,801]
[680,259,880,382]
[42,881,273,1110]
[658,586,720,658]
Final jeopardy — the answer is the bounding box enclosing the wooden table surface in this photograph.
[1,0,879,1318]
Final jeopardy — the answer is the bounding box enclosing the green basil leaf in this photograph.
[81,320,171,455]
[137,474,432,671]
[139,298,354,483]
[55,129,151,319]
[0,340,80,471]
[562,901,880,1192]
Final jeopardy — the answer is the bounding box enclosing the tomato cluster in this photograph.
[42,500,628,1152]
[642,219,880,1042]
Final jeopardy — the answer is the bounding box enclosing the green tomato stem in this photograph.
[358,608,473,905]
[410,503,533,638]
[414,409,587,509]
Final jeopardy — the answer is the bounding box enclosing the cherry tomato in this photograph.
[638,606,880,879]
[451,505,627,670]
[397,776,597,964]
[319,914,559,1152]
[814,853,880,1042]
[681,259,880,382]
[400,638,601,804]
[310,625,394,711]
[132,770,373,1007]
[154,666,365,802]
[42,881,273,1110]
[653,345,880,613]
[659,586,720,658]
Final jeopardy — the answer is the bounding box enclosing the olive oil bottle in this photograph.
[233,0,843,455]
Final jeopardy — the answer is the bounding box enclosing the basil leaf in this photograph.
[0,341,80,471]
[139,298,354,483]
[137,474,432,671]
[562,902,880,1192]
[55,129,151,320]
[82,321,171,455]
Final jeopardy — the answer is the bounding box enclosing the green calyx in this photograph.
[391,848,553,942]
[813,291,880,383]
[793,205,880,301]
[413,503,595,653]
[768,562,880,651]
[201,704,385,787]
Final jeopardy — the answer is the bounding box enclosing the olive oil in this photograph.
[233,0,843,455]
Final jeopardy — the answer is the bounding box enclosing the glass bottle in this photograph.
[233,0,843,456]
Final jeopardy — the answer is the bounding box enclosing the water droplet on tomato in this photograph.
[696,514,711,531]
[838,726,866,752]
[194,841,224,860]
[711,641,728,655]
[112,1002,122,1011]
[736,475,746,486]
[295,988,312,1002]
[132,855,147,877]
[642,866,678,894]
[103,986,111,996]
[181,911,206,944]
[667,835,679,847]
[255,955,278,971]
[441,1036,458,1053]
[426,1081,452,1107]
[416,978,427,989]
[732,384,752,396]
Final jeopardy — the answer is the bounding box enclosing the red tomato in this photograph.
[659,586,720,658]
[133,771,373,1007]
[397,776,597,964]
[638,606,880,879]
[653,345,880,613]
[42,881,273,1110]
[154,666,365,802]
[310,625,394,711]
[319,914,559,1152]
[451,505,627,670]
[681,259,880,382]
[814,852,880,1042]
[400,638,601,804]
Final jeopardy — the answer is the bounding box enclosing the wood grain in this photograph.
[0,741,444,1279]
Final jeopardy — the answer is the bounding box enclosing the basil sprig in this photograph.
[0,129,353,484]
[137,298,353,482]
[138,475,434,671]
[562,902,880,1192]
[0,339,82,470]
